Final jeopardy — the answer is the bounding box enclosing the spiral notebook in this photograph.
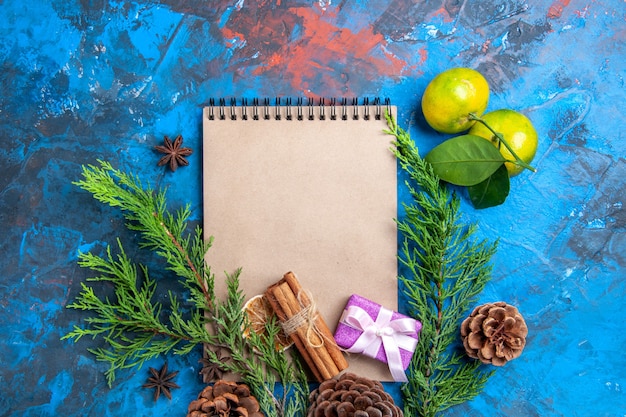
[202,98,398,381]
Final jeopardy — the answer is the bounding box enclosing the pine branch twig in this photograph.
[385,114,496,417]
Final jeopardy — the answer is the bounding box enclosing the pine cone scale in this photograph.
[337,402,356,415]
[364,406,383,417]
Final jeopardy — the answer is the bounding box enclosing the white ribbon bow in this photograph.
[341,305,418,382]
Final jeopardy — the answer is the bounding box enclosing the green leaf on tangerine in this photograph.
[425,134,505,186]
[468,164,510,209]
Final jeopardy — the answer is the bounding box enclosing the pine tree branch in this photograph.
[73,160,215,309]
[63,239,208,386]
[385,114,496,417]
[63,160,308,416]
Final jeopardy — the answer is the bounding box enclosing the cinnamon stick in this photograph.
[274,282,336,380]
[265,285,324,382]
[265,272,348,382]
[282,272,349,372]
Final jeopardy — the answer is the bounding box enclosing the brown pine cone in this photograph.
[460,301,528,366]
[307,372,403,417]
[187,380,264,417]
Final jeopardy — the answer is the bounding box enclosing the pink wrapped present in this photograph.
[334,294,422,382]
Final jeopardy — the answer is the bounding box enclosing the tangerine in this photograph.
[421,67,490,134]
[468,109,538,176]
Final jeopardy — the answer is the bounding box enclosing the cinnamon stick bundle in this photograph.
[265,272,348,382]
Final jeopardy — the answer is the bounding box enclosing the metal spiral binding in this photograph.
[207,97,391,121]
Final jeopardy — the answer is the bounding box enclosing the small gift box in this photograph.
[334,294,422,382]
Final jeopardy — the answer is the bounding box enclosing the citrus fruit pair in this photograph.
[422,67,537,177]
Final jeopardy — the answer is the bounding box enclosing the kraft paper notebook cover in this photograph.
[202,98,398,381]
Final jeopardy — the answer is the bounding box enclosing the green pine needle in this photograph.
[62,160,308,417]
[385,114,496,417]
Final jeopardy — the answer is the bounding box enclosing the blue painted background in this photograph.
[1,0,624,416]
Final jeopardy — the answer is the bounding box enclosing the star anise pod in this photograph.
[199,349,231,383]
[155,135,193,171]
[142,362,180,401]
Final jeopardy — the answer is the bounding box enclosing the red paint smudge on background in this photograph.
[432,6,456,23]
[220,27,245,48]
[547,0,571,19]
[220,2,414,96]
[281,6,407,95]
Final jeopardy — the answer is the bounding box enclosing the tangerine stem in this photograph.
[468,113,537,173]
